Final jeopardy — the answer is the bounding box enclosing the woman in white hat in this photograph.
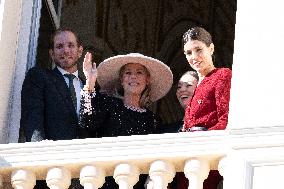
[79,52,173,188]
[80,52,172,138]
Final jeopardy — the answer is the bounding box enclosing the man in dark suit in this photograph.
[21,28,86,142]
[21,28,86,189]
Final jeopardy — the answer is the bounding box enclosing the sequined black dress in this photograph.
[79,91,160,189]
[79,91,159,137]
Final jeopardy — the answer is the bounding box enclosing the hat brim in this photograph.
[97,53,173,102]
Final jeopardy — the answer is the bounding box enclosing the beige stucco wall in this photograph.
[0,0,22,143]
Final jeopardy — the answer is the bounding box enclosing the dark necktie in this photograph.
[64,74,77,110]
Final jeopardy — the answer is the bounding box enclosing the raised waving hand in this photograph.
[83,52,97,91]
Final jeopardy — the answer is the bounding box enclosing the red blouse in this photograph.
[184,68,232,131]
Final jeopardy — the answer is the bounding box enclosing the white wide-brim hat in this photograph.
[97,53,173,102]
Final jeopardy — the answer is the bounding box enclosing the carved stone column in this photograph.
[149,160,175,189]
[113,163,139,189]
[184,159,210,189]
[80,165,105,189]
[46,167,71,189]
[11,169,36,189]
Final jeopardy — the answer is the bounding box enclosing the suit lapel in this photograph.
[50,68,77,118]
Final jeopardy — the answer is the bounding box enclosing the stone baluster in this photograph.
[184,159,210,189]
[149,160,175,189]
[11,169,36,189]
[80,165,105,189]
[46,167,71,189]
[113,163,139,189]
[0,175,3,188]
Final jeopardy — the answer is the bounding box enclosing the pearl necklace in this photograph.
[124,104,146,113]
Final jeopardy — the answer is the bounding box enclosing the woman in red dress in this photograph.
[180,26,232,189]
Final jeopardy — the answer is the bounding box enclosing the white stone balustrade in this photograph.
[0,131,226,188]
[0,129,283,189]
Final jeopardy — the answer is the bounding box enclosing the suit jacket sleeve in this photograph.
[21,68,46,142]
